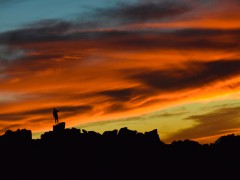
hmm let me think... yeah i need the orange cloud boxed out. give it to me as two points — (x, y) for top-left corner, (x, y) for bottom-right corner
(0, 0), (240, 142)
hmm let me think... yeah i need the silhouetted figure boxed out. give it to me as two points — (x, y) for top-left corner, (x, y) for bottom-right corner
(52, 108), (59, 124)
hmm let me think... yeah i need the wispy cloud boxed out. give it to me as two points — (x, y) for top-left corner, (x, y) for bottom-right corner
(0, 45), (25, 61)
(0, 0), (240, 143)
(128, 59), (240, 92)
(94, 0), (191, 26)
(166, 106), (240, 143)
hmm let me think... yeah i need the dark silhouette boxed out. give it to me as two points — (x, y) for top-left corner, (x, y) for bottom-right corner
(1, 123), (240, 179)
(52, 108), (59, 124)
(53, 122), (65, 132)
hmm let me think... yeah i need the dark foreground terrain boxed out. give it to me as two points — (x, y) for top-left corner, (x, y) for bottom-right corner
(1, 122), (240, 179)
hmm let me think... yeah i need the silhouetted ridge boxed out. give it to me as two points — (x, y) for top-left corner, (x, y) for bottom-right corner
(41, 122), (80, 142)
(0, 128), (32, 143)
(102, 129), (118, 138)
(40, 123), (162, 147)
(1, 122), (240, 178)
(215, 133), (240, 145)
(53, 122), (65, 131)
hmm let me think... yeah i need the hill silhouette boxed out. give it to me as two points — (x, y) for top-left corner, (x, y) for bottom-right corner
(0, 122), (240, 179)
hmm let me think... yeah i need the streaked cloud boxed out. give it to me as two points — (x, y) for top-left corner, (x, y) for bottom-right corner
(94, 0), (191, 25)
(167, 106), (240, 144)
(0, 0), (240, 143)
(0, 45), (25, 61)
(128, 59), (240, 92)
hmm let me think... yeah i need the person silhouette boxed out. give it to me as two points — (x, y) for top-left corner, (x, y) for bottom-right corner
(52, 108), (59, 124)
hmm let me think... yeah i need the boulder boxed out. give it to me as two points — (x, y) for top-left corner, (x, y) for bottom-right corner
(53, 122), (65, 132)
(144, 129), (160, 144)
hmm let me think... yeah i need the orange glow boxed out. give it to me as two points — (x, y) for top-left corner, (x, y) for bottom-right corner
(1, 0), (240, 144)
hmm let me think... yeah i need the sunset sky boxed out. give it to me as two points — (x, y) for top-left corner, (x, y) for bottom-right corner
(0, 0), (240, 144)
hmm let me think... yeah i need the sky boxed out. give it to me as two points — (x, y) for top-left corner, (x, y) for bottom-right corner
(0, 0), (240, 144)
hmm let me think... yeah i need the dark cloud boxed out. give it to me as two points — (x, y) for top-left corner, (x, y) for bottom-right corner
(98, 87), (142, 102)
(58, 105), (92, 112)
(94, 87), (156, 113)
(12, 54), (63, 69)
(0, 2), (239, 52)
(105, 103), (128, 113)
(0, 105), (93, 122)
(1, 27), (239, 80)
(0, 45), (25, 61)
(19, 54), (63, 61)
(97, 0), (190, 24)
(0, 19), (72, 44)
(1, 53), (65, 76)
(150, 112), (186, 118)
(128, 59), (240, 92)
(166, 106), (240, 142)
(0, 0), (239, 52)
(0, 114), (25, 121)
(60, 105), (93, 117)
(102, 29), (240, 51)
(1, 27), (239, 52)
(226, 82), (240, 89)
(28, 118), (52, 123)
(68, 0), (192, 30)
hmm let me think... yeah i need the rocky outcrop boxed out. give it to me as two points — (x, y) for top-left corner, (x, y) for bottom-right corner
(1, 123), (240, 178)
(53, 122), (65, 132)
(1, 129), (32, 143)
(144, 129), (160, 144)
